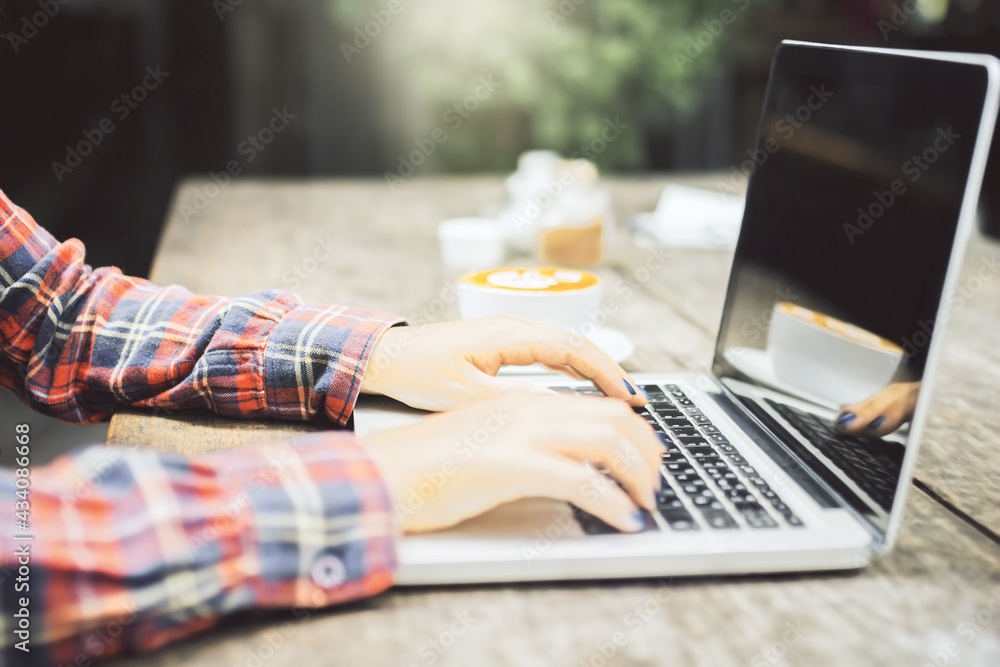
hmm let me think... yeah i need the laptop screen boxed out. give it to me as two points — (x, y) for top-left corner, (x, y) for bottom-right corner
(711, 43), (993, 534)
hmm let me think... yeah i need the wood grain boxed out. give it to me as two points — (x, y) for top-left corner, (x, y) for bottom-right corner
(105, 176), (1000, 666)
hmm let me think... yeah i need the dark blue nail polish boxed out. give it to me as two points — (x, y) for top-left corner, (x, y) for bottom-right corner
(631, 509), (647, 528)
(836, 412), (857, 427)
(623, 379), (637, 396)
(868, 416), (885, 430)
(639, 387), (651, 402)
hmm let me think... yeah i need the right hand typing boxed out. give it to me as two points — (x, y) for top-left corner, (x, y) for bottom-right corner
(361, 394), (662, 534)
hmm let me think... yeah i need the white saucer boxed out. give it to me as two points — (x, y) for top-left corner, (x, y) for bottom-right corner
(498, 327), (635, 376)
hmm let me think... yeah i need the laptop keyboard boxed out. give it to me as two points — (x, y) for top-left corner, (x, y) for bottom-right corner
(570, 384), (803, 535)
(765, 400), (903, 511)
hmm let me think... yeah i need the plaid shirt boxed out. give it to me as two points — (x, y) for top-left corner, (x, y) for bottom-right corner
(0, 190), (403, 663)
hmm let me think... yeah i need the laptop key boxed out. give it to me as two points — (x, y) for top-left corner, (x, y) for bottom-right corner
(740, 509), (778, 529)
(688, 449), (718, 460)
(701, 509), (739, 529)
(659, 508), (699, 530)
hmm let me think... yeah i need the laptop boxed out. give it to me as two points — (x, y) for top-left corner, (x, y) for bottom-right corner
(354, 40), (1000, 584)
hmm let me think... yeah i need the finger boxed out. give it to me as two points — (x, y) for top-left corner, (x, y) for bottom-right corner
(496, 323), (647, 407)
(613, 409), (667, 480)
(838, 386), (910, 436)
(863, 398), (912, 437)
(571, 399), (665, 490)
(535, 422), (658, 511)
(530, 453), (649, 533)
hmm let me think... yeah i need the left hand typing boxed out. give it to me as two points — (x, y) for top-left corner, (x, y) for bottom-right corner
(360, 316), (647, 412)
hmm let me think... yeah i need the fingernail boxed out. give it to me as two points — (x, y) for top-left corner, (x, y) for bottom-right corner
(622, 379), (637, 396)
(630, 509), (647, 531)
(867, 416), (885, 430)
(836, 412), (856, 427)
(639, 386), (651, 402)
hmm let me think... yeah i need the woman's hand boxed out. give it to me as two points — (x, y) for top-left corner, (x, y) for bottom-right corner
(361, 394), (662, 534)
(360, 317), (647, 412)
(836, 381), (921, 437)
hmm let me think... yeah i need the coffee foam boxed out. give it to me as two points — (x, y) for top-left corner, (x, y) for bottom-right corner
(461, 267), (600, 293)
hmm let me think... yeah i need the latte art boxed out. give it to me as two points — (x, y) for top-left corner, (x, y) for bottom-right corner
(462, 267), (600, 293)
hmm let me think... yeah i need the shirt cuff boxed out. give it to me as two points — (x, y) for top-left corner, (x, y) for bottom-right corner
(262, 303), (405, 426)
(225, 433), (399, 612)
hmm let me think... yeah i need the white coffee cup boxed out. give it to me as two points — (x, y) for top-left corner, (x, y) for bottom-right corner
(767, 302), (903, 406)
(457, 267), (602, 332)
(437, 217), (506, 271)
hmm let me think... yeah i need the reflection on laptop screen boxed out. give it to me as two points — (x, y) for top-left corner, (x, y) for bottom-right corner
(711, 44), (991, 532)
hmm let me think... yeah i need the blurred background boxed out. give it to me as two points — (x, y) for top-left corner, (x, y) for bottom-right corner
(2, 0), (1000, 458)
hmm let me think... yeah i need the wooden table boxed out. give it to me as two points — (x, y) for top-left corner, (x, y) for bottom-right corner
(108, 177), (1000, 667)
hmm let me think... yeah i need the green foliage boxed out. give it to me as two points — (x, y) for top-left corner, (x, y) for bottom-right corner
(329, 0), (769, 172)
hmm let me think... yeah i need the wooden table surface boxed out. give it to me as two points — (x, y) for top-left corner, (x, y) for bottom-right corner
(108, 177), (1000, 667)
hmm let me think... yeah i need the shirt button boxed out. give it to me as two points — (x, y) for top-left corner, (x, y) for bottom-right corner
(310, 553), (347, 590)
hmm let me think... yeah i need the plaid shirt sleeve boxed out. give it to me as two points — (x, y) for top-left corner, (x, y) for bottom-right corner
(0, 189), (405, 425)
(0, 433), (398, 664)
